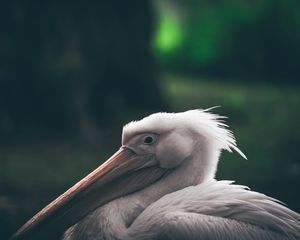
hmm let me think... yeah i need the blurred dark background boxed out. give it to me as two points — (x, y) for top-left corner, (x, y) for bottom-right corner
(1, 0), (299, 239)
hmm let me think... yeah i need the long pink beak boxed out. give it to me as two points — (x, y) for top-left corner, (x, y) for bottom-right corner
(11, 147), (168, 239)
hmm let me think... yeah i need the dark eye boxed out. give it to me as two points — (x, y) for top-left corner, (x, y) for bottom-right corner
(143, 136), (154, 144)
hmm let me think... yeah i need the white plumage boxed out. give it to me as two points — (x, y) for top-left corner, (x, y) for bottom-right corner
(63, 109), (300, 240)
(12, 109), (300, 240)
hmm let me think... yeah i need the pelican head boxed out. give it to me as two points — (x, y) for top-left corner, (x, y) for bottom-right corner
(123, 109), (245, 179)
(12, 109), (245, 239)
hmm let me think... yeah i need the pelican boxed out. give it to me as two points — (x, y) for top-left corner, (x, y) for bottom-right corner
(12, 109), (300, 240)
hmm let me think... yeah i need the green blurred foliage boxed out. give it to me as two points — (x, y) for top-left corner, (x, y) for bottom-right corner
(155, 0), (300, 81)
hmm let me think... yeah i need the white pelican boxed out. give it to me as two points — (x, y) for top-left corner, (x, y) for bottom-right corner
(12, 109), (300, 240)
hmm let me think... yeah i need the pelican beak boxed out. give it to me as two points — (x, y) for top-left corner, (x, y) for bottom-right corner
(11, 146), (168, 240)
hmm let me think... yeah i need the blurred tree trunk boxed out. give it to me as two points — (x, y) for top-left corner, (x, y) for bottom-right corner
(0, 1), (165, 142)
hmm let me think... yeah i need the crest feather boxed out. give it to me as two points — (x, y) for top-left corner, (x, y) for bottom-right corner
(123, 108), (246, 160)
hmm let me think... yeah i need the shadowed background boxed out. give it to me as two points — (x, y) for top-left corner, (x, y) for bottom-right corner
(0, 0), (299, 239)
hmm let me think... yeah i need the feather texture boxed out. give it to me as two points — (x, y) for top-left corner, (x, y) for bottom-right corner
(127, 181), (300, 240)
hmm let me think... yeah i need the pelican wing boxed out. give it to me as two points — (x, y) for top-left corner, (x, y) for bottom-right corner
(127, 181), (300, 240)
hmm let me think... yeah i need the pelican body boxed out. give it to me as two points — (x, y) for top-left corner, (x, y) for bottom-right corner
(12, 109), (300, 240)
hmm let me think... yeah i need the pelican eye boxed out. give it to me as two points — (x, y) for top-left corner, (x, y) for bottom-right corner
(143, 135), (155, 144)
